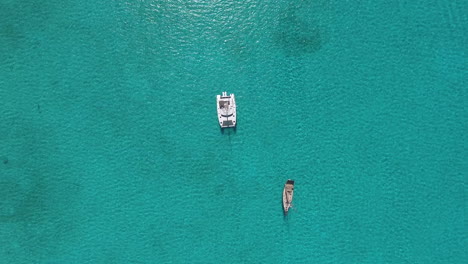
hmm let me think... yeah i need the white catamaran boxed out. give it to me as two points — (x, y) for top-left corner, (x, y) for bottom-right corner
(216, 92), (236, 128)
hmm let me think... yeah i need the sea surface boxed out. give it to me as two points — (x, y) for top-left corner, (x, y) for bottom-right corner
(0, 0), (466, 263)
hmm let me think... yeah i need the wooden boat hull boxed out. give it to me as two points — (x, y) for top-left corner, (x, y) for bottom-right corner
(282, 179), (294, 214)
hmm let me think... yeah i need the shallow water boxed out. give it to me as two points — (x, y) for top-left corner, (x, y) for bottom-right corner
(0, 0), (466, 263)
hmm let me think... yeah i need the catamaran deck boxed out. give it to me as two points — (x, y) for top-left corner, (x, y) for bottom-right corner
(217, 92), (236, 128)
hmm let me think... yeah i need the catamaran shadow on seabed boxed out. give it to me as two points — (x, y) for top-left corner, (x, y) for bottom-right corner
(220, 126), (236, 134)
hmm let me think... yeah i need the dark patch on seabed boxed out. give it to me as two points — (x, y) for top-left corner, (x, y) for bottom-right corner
(274, 4), (324, 56)
(0, 116), (81, 260)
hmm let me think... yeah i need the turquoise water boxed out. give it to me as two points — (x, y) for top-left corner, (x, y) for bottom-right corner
(0, 0), (466, 263)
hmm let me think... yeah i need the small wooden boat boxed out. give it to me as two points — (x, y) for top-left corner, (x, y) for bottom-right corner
(282, 179), (294, 214)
